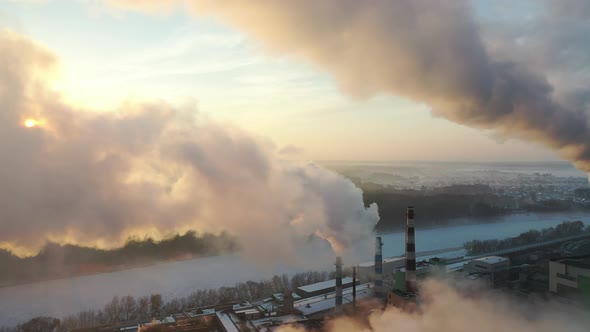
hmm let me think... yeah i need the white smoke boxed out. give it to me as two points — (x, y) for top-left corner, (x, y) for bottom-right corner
(279, 280), (590, 332)
(0, 30), (378, 266)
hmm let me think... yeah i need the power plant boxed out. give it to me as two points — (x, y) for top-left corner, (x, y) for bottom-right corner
(67, 205), (567, 331)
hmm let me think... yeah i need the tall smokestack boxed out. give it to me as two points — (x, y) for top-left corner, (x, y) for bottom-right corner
(405, 206), (417, 293)
(352, 265), (357, 310)
(335, 256), (343, 312)
(375, 236), (384, 300)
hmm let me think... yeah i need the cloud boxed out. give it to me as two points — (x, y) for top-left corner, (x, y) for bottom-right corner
(279, 279), (590, 332)
(106, 0), (590, 173)
(0, 30), (378, 266)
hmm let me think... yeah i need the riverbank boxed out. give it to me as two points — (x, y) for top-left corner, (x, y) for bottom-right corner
(377, 211), (590, 235)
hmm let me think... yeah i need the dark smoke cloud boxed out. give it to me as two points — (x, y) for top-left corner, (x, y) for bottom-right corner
(109, 0), (590, 172)
(547, 0), (590, 19)
(0, 30), (378, 266)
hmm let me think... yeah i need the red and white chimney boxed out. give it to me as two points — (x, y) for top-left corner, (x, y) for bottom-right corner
(405, 206), (417, 293)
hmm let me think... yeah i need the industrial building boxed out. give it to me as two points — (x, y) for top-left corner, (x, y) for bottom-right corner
(357, 256), (406, 281)
(464, 256), (510, 274)
(393, 261), (434, 292)
(295, 277), (354, 298)
(71, 206), (549, 332)
(549, 254), (590, 305)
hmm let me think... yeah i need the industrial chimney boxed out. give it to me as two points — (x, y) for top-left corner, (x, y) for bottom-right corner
(335, 256), (343, 313)
(283, 291), (294, 314)
(375, 236), (384, 300)
(352, 266), (357, 310)
(405, 206), (417, 293)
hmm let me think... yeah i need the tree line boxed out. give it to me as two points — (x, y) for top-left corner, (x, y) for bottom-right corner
(0, 270), (334, 332)
(463, 220), (590, 255)
(0, 231), (237, 286)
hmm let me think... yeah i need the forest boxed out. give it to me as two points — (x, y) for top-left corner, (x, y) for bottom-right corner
(463, 220), (590, 255)
(363, 184), (509, 231)
(0, 231), (237, 286)
(362, 183), (586, 232)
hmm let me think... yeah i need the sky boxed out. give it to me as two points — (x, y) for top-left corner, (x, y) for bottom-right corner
(0, 0), (565, 162)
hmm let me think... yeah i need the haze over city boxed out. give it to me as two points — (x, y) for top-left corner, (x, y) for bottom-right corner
(1, 1), (590, 331)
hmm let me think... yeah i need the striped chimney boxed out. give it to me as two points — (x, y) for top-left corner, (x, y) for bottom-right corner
(405, 206), (417, 293)
(374, 236), (384, 299)
(352, 266), (357, 309)
(335, 256), (343, 312)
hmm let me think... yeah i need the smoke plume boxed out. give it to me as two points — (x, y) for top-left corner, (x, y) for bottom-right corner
(279, 280), (590, 332)
(109, 0), (590, 172)
(0, 30), (378, 266)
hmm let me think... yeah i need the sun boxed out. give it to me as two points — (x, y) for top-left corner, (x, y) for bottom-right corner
(24, 119), (38, 128)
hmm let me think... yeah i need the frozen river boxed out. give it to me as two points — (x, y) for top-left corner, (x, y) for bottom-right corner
(1, 212), (590, 326)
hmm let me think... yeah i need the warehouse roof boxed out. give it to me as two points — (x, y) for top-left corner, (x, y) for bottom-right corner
(297, 277), (353, 294)
(473, 256), (509, 264)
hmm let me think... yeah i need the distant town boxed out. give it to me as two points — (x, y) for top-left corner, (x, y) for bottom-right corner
(328, 162), (590, 231)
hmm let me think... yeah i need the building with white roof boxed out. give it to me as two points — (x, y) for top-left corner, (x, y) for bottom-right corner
(295, 277), (354, 298)
(464, 256), (510, 274)
(358, 257), (406, 281)
(293, 283), (373, 317)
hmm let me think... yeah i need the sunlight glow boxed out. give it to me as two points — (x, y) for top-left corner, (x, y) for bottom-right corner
(24, 118), (39, 128)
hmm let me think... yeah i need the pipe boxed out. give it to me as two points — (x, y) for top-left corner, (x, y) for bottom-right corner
(352, 266), (357, 310)
(405, 206), (417, 293)
(375, 236), (383, 300)
(335, 256), (343, 312)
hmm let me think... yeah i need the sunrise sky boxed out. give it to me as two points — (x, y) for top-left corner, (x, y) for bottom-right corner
(0, 0), (565, 162)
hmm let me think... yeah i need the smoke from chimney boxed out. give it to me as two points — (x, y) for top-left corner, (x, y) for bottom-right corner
(0, 30), (379, 266)
(276, 279), (590, 332)
(108, 0), (590, 173)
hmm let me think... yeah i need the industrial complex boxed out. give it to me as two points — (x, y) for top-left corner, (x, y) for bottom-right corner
(70, 207), (590, 332)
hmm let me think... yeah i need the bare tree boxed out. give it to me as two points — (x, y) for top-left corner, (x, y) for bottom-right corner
(149, 294), (163, 318)
(120, 295), (137, 321)
(77, 310), (98, 327)
(163, 298), (182, 315)
(103, 296), (120, 323)
(138, 296), (150, 319)
(14, 316), (60, 332)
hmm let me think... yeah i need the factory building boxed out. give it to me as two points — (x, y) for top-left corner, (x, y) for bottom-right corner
(465, 256), (510, 274)
(294, 283), (373, 318)
(295, 277), (355, 298)
(70, 207), (451, 331)
(357, 256), (406, 281)
(549, 255), (590, 305)
(393, 261), (433, 292)
(464, 256), (510, 285)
